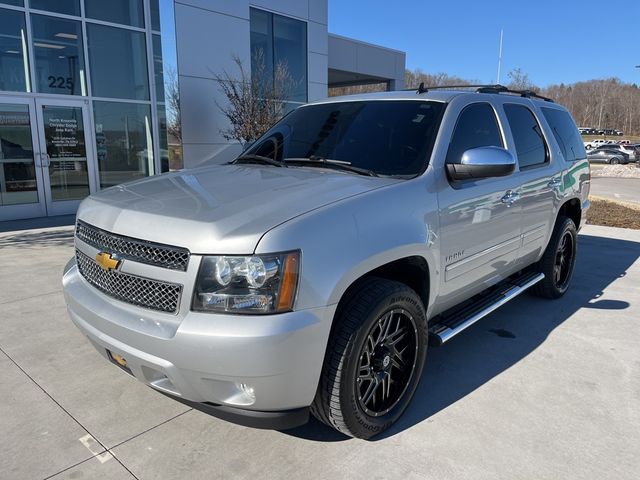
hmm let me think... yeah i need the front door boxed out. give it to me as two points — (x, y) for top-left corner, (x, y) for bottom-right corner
(0, 97), (47, 221)
(34, 98), (97, 216)
(436, 101), (523, 311)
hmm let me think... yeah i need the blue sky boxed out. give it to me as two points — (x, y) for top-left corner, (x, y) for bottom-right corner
(328, 0), (640, 87)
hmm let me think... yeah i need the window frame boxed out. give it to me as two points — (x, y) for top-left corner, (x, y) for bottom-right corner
(86, 22), (150, 101)
(503, 102), (550, 171)
(540, 106), (587, 163)
(29, 13), (87, 96)
(249, 7), (308, 105)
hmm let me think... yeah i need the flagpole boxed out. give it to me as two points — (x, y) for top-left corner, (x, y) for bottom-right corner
(496, 29), (504, 84)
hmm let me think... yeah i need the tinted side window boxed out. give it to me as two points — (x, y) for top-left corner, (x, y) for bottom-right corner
(504, 104), (547, 168)
(446, 103), (503, 164)
(541, 107), (587, 162)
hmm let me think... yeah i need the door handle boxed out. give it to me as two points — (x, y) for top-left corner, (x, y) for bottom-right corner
(39, 152), (50, 168)
(547, 178), (562, 189)
(501, 190), (520, 206)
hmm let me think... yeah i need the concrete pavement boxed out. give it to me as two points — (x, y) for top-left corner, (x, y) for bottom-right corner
(590, 176), (640, 205)
(0, 224), (639, 479)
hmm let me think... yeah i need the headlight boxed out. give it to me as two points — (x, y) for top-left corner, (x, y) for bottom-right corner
(192, 251), (300, 314)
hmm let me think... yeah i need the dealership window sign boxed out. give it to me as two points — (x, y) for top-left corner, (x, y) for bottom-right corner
(43, 109), (85, 159)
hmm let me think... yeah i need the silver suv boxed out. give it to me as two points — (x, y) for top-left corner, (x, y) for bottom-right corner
(63, 85), (590, 439)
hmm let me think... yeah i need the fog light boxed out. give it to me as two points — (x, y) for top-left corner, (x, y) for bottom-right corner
(239, 383), (255, 401)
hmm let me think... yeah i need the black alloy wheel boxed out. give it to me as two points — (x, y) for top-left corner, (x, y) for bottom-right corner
(532, 216), (578, 299)
(552, 230), (575, 291)
(311, 278), (428, 439)
(356, 309), (418, 417)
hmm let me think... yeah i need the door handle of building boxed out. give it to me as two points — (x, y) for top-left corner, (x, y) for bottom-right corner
(39, 152), (50, 168)
(548, 178), (562, 189)
(501, 190), (520, 205)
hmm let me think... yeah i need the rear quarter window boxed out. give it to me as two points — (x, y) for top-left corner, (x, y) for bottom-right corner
(541, 108), (587, 162)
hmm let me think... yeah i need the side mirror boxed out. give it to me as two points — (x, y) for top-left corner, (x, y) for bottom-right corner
(447, 146), (516, 181)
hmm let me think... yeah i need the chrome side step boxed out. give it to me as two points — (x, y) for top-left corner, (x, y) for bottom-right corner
(429, 271), (545, 346)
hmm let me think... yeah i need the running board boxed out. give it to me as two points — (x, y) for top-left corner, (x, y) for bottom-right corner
(429, 271), (545, 346)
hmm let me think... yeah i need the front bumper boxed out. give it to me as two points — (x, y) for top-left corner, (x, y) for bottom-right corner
(63, 259), (335, 429)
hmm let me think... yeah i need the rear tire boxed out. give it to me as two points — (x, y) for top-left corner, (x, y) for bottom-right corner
(532, 216), (577, 299)
(311, 277), (428, 439)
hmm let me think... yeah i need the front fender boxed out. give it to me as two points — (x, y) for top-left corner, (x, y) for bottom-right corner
(255, 180), (441, 316)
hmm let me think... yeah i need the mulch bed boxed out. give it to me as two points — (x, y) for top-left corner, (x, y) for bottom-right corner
(587, 198), (640, 229)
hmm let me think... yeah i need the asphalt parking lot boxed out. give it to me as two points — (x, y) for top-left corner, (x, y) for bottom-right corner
(1, 223), (639, 480)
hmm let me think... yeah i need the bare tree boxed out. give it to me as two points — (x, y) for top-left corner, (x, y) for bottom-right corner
(329, 82), (388, 97)
(405, 69), (478, 89)
(215, 50), (295, 145)
(402, 67), (640, 135)
(507, 67), (537, 91)
(165, 67), (182, 143)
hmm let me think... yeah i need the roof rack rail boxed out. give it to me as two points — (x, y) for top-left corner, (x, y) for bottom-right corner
(413, 83), (554, 102)
(475, 84), (554, 102)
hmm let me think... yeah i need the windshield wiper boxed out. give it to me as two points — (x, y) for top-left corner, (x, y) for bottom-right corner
(284, 156), (378, 177)
(233, 154), (287, 168)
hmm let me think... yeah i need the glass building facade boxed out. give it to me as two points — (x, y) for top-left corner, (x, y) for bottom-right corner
(0, 0), (179, 220)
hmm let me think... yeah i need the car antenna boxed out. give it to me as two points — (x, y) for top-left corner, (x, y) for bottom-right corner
(417, 82), (428, 94)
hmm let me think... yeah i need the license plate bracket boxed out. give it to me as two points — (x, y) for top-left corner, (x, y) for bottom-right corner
(107, 350), (133, 375)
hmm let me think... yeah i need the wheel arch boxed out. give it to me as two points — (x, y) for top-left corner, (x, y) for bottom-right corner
(333, 255), (432, 320)
(557, 197), (582, 229)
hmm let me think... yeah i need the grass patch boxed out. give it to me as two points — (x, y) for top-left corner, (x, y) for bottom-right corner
(588, 198), (640, 229)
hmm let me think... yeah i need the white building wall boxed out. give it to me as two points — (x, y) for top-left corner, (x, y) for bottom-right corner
(175, 0), (329, 168)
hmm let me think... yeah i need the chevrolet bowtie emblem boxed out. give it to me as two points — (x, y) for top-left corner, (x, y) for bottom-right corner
(95, 252), (121, 272)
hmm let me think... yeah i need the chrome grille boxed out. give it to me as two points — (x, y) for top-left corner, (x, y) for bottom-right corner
(75, 221), (190, 271)
(75, 250), (182, 313)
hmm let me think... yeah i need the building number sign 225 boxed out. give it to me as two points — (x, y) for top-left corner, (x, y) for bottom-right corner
(48, 76), (74, 91)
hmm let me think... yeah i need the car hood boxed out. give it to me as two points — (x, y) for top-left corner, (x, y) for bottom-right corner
(77, 164), (399, 254)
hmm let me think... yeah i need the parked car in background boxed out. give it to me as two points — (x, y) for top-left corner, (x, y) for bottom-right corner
(621, 143), (640, 161)
(587, 146), (630, 164)
(602, 143), (638, 161)
(584, 139), (607, 150)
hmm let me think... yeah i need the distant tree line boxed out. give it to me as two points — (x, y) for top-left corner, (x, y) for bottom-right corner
(330, 68), (640, 136)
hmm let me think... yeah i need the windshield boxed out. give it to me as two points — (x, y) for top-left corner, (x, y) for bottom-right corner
(243, 100), (445, 177)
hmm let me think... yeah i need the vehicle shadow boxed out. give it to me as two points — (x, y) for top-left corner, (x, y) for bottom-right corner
(283, 232), (639, 442)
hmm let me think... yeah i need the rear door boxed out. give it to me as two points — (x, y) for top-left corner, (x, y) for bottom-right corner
(501, 102), (560, 266)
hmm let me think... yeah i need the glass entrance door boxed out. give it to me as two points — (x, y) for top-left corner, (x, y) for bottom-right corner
(0, 98), (47, 221)
(34, 98), (97, 216)
(0, 96), (97, 221)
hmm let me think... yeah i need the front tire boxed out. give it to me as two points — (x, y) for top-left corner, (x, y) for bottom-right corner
(532, 216), (577, 299)
(311, 278), (428, 439)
